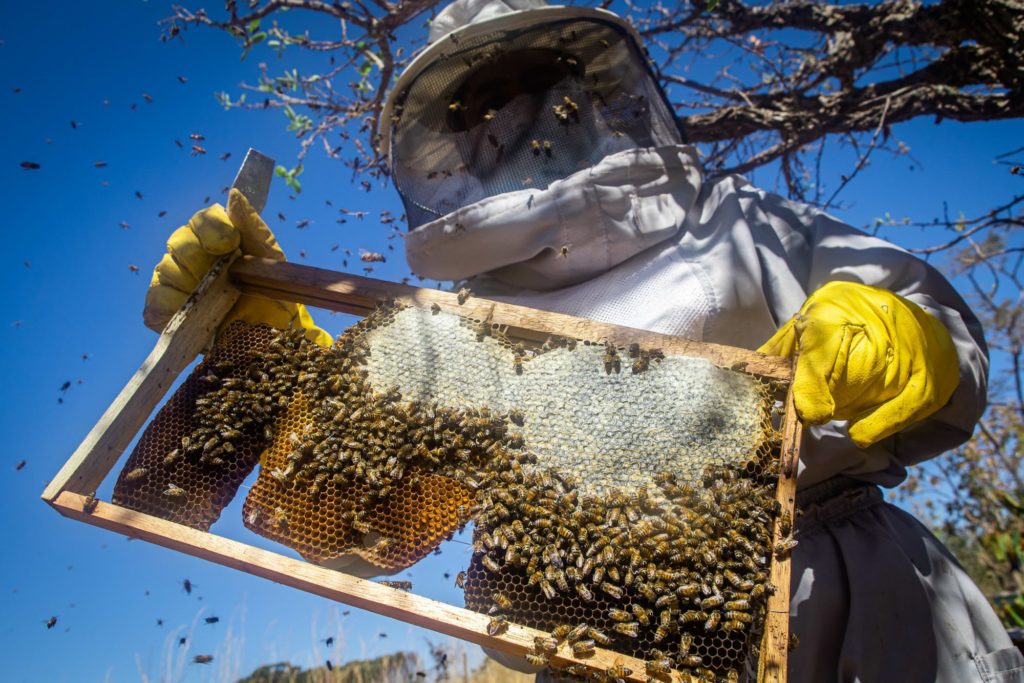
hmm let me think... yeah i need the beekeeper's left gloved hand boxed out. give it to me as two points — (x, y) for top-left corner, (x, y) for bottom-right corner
(758, 281), (960, 448)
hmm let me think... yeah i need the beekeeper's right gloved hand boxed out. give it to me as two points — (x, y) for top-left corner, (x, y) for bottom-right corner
(143, 188), (332, 347)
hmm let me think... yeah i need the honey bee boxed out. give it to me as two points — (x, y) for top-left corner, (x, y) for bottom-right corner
(567, 623), (590, 642)
(575, 583), (594, 602)
(652, 624), (670, 643)
(606, 664), (633, 680)
(487, 616), (509, 636)
(551, 624), (573, 640)
(82, 492), (98, 514)
(455, 571), (467, 589)
(165, 483), (188, 500)
(587, 627), (611, 645)
(559, 243), (571, 258)
(678, 655), (703, 668)
(540, 579), (557, 600)
(611, 622), (639, 638)
(677, 583), (700, 598)
(163, 449), (181, 467)
(655, 594), (678, 609)
(700, 595), (724, 609)
(645, 658), (672, 676)
(531, 139), (541, 155)
(378, 581), (413, 591)
(607, 608), (631, 622)
(724, 599), (749, 611)
(492, 592), (513, 610)
(723, 611), (752, 623)
(543, 140), (552, 157)
(774, 537), (798, 559)
(534, 635), (558, 655)
(779, 509), (793, 536)
(631, 604), (651, 626)
(680, 610), (705, 624)
(571, 639), (595, 657)
(562, 665), (590, 677)
(679, 633), (693, 655)
(124, 467), (147, 483)
(704, 611), (721, 631)
(193, 654), (214, 664)
(525, 653), (549, 666)
(513, 355), (524, 375)
(456, 287), (472, 305)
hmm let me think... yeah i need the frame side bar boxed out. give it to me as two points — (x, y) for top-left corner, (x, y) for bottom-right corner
(758, 362), (802, 683)
(231, 257), (792, 381)
(41, 255), (241, 502)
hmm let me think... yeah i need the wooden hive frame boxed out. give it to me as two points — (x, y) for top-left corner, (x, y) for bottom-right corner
(42, 153), (802, 683)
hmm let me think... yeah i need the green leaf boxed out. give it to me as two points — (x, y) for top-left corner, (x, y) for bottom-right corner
(275, 165), (288, 178)
(247, 18), (260, 33)
(707, 0), (719, 10)
(251, 31), (267, 45)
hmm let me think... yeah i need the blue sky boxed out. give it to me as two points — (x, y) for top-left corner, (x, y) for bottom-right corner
(1, 1), (1021, 682)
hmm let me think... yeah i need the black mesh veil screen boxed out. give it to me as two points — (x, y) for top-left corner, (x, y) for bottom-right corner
(389, 19), (683, 229)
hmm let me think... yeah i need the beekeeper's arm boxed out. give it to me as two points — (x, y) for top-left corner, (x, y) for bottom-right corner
(143, 189), (332, 347)
(748, 185), (987, 472)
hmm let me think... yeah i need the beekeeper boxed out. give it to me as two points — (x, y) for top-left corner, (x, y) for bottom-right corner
(143, 0), (1022, 679)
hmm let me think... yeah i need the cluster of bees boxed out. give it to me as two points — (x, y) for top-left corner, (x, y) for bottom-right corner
(466, 458), (777, 683)
(122, 299), (781, 682)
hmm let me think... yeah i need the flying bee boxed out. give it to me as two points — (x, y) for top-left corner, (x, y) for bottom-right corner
(655, 594), (678, 609)
(571, 639), (595, 657)
(487, 616), (509, 636)
(449, 100), (464, 112)
(611, 622), (639, 638)
(558, 243), (571, 258)
(165, 483), (187, 500)
(455, 571), (467, 589)
(543, 140), (552, 157)
(531, 139), (541, 155)
(124, 467), (147, 483)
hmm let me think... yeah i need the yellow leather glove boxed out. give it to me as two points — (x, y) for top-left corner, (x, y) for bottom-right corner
(758, 281), (959, 448)
(144, 188), (332, 348)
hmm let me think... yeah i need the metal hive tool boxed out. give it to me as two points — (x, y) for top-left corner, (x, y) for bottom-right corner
(113, 300), (782, 682)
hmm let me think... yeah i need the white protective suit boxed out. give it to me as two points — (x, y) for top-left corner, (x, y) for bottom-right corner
(405, 144), (1024, 682)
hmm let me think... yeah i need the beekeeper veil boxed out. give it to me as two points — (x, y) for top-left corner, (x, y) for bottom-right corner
(380, 0), (685, 230)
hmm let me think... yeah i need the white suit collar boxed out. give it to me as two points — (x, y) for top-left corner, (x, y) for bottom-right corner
(405, 144), (704, 290)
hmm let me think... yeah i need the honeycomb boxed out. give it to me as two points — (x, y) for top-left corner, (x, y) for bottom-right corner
(117, 299), (782, 681)
(112, 322), (281, 529)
